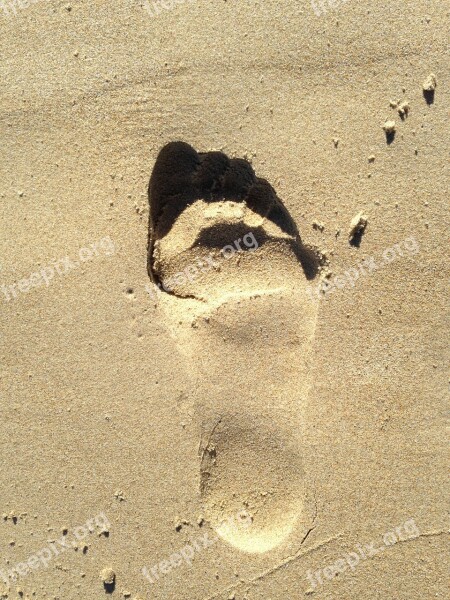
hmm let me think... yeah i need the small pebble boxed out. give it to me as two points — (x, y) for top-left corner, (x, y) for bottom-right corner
(348, 213), (368, 245)
(382, 120), (396, 134)
(422, 73), (437, 92)
(100, 567), (115, 585)
(312, 221), (325, 232)
(397, 101), (410, 117)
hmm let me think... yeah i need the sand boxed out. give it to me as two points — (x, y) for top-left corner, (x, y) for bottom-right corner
(0, 1), (448, 599)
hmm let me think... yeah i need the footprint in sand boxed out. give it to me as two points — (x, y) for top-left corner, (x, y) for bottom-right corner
(147, 142), (320, 554)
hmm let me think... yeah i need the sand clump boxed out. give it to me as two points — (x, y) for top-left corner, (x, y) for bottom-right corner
(422, 73), (437, 92)
(397, 101), (410, 118)
(382, 120), (396, 134)
(100, 567), (115, 585)
(348, 213), (368, 246)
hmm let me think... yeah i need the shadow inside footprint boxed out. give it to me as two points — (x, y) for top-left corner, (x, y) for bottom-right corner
(147, 142), (320, 287)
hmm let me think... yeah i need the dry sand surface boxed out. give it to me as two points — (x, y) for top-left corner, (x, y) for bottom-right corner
(0, 1), (449, 599)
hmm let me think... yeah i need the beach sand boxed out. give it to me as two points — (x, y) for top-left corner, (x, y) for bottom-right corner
(0, 1), (448, 598)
